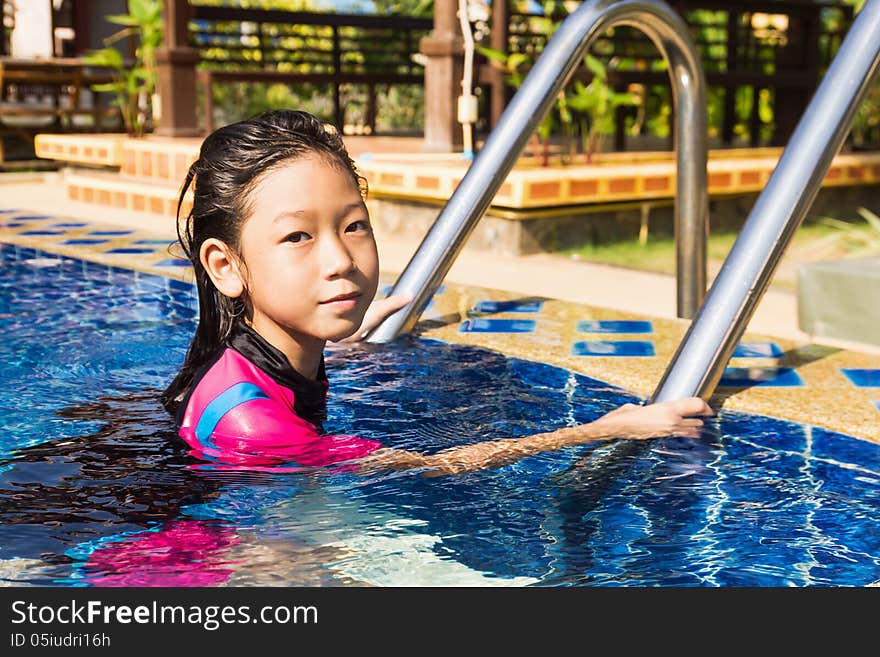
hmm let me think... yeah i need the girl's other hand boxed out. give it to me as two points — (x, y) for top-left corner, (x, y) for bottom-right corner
(590, 397), (714, 440)
(336, 293), (413, 343)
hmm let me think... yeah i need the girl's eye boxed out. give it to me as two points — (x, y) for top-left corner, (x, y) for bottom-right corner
(285, 231), (310, 243)
(345, 220), (370, 233)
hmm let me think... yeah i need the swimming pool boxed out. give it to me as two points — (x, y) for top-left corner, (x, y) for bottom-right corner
(2, 242), (879, 586)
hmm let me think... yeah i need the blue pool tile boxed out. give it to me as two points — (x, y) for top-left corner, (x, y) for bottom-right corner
(13, 215), (51, 220)
(3, 222), (25, 227)
(459, 318), (535, 333)
(720, 410), (807, 453)
(571, 340), (656, 357)
(576, 320), (653, 334)
(105, 247), (156, 255)
(167, 277), (195, 292)
(155, 258), (191, 268)
(88, 230), (133, 236)
(874, 401), (880, 414)
(21, 230), (66, 235)
(732, 342), (784, 358)
(719, 367), (804, 388)
(61, 238), (110, 245)
(0, 209), (21, 214)
(840, 369), (880, 388)
(380, 284), (445, 298)
(133, 239), (174, 246)
(811, 425), (880, 475)
(474, 300), (544, 313)
(51, 222), (88, 228)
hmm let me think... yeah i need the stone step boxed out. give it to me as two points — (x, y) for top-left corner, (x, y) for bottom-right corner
(35, 133), (200, 186)
(64, 170), (191, 218)
(121, 137), (200, 184)
(34, 133), (125, 167)
(358, 150), (880, 209)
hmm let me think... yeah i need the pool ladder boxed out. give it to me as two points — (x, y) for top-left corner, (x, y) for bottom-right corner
(370, 0), (880, 405)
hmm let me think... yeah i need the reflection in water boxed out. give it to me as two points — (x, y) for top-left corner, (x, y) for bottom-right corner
(0, 392), (225, 585)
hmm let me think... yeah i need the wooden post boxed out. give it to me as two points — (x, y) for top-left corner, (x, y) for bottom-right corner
(366, 83), (377, 133)
(488, 0), (509, 129)
(155, 0), (201, 137)
(332, 25), (343, 129)
(420, 0), (464, 151)
(772, 7), (822, 147)
(722, 10), (738, 146)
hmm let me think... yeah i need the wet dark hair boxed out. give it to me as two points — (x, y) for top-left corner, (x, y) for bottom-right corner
(161, 109), (364, 414)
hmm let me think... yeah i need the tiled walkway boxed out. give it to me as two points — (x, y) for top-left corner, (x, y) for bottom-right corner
(2, 206), (878, 444)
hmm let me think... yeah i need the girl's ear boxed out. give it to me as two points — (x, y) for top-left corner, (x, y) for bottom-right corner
(200, 238), (245, 298)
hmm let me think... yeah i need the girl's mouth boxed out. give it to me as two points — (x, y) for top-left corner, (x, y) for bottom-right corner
(320, 291), (361, 310)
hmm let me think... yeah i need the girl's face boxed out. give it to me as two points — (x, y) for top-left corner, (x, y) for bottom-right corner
(235, 155), (379, 349)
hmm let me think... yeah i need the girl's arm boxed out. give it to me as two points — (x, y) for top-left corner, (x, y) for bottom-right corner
(358, 397), (713, 476)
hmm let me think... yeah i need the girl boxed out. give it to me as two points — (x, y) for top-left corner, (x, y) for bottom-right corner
(161, 109), (712, 476)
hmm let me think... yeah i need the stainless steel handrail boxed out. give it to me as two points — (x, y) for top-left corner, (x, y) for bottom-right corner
(651, 0), (880, 403)
(368, 0), (708, 342)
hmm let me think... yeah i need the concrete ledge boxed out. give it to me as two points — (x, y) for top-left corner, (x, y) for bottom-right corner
(358, 149), (880, 209)
(34, 133), (125, 167)
(370, 184), (880, 256)
(65, 170), (191, 218)
(798, 257), (880, 346)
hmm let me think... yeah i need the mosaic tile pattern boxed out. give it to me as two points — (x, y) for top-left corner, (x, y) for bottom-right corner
(733, 342), (784, 358)
(62, 239), (109, 245)
(841, 369), (880, 388)
(106, 247), (156, 255)
(576, 319), (653, 334)
(572, 340), (656, 357)
(719, 367), (805, 388)
(473, 300), (544, 313)
(379, 284), (446, 298)
(459, 319), (536, 333)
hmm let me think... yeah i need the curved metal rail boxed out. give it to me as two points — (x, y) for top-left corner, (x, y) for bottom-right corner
(651, 0), (880, 403)
(368, 0), (708, 342)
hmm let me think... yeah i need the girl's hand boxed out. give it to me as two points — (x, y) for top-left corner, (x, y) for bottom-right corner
(590, 397), (714, 440)
(336, 293), (413, 343)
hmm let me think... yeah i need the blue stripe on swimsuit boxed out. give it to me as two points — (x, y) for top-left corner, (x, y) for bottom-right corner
(195, 382), (270, 447)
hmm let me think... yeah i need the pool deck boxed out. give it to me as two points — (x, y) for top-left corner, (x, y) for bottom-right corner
(1, 171), (879, 444)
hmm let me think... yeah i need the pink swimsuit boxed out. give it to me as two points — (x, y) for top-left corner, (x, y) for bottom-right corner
(176, 323), (381, 467)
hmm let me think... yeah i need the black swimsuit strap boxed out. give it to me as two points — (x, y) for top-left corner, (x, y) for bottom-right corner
(227, 321), (328, 429)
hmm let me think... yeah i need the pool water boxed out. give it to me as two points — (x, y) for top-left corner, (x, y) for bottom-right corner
(2, 242), (880, 587)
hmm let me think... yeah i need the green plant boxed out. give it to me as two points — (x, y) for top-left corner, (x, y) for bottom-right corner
(816, 207), (880, 258)
(477, 46), (556, 163)
(562, 55), (639, 163)
(478, 2), (639, 165)
(851, 80), (880, 149)
(83, 0), (163, 138)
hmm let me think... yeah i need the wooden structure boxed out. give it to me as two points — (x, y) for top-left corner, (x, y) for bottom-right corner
(153, 0), (857, 152)
(0, 57), (118, 162)
(479, 0), (855, 149)
(192, 7), (430, 133)
(157, 0), (431, 137)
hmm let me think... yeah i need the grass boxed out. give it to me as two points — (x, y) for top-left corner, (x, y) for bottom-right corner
(562, 218), (880, 292)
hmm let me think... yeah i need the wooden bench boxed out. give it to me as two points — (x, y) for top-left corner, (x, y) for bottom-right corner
(0, 57), (121, 161)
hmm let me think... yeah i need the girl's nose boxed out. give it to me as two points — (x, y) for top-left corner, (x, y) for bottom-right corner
(320, 236), (356, 279)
